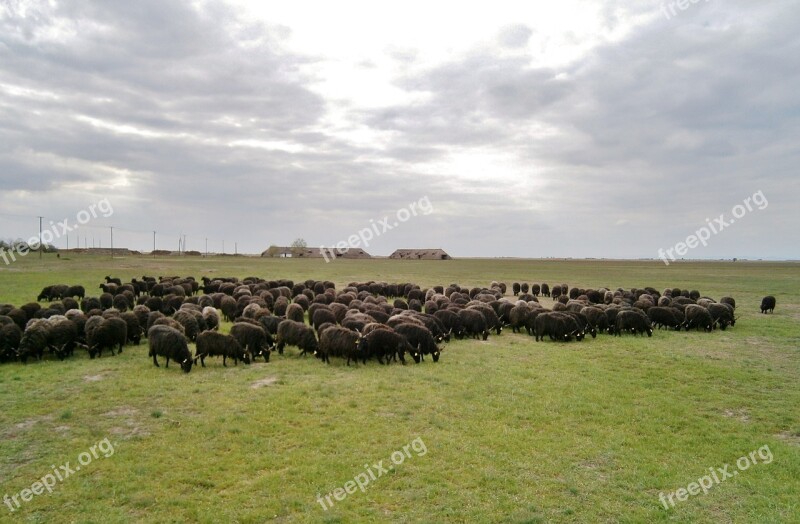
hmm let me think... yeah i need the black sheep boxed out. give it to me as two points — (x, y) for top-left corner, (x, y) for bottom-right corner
(646, 307), (682, 331)
(194, 331), (249, 367)
(47, 317), (78, 359)
(120, 311), (143, 344)
(18, 322), (49, 362)
(760, 296), (776, 314)
(614, 310), (653, 337)
(358, 328), (411, 364)
(708, 303), (735, 330)
(318, 325), (361, 364)
(0, 322), (22, 362)
(509, 305), (532, 334)
(285, 303), (305, 324)
(148, 325), (193, 372)
(512, 283), (521, 296)
(172, 310), (200, 342)
(230, 322), (272, 362)
(312, 308), (337, 332)
(458, 308), (489, 340)
(202, 306), (219, 331)
(433, 309), (465, 339)
(88, 317), (128, 357)
(394, 323), (440, 363)
(276, 320), (318, 356)
(533, 312), (578, 342)
(683, 305), (714, 332)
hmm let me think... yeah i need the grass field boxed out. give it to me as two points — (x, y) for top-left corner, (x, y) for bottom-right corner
(0, 254), (798, 523)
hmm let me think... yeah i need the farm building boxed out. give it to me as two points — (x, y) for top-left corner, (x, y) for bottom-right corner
(261, 246), (372, 259)
(388, 249), (452, 260)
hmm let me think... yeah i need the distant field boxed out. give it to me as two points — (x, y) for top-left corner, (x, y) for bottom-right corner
(0, 254), (798, 523)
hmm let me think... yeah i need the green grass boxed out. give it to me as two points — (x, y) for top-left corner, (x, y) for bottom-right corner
(0, 254), (798, 522)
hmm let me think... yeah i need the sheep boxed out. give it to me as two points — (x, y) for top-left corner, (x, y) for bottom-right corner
(285, 303), (305, 323)
(719, 296), (736, 310)
(20, 302), (42, 320)
(255, 314), (281, 337)
(509, 305), (532, 334)
(46, 317), (78, 359)
(458, 308), (489, 340)
(580, 306), (610, 334)
(18, 322), (49, 362)
(148, 325), (193, 372)
(561, 311), (594, 338)
(393, 323), (440, 363)
(614, 310), (653, 337)
(533, 312), (579, 342)
(646, 307), (682, 331)
(64, 285), (85, 299)
(433, 309), (465, 339)
(202, 306), (219, 331)
(357, 328), (411, 364)
(467, 304), (503, 335)
(275, 320), (318, 356)
(105, 276), (122, 286)
(760, 296), (776, 314)
(219, 295), (238, 322)
(318, 325), (361, 364)
(194, 331), (249, 367)
(541, 283), (550, 297)
(152, 316), (186, 336)
(708, 303), (735, 330)
(683, 304), (714, 332)
(88, 317), (128, 357)
(512, 283), (521, 296)
(120, 311), (143, 344)
(312, 308), (337, 332)
(172, 310), (200, 342)
(0, 322), (22, 362)
(229, 322), (272, 362)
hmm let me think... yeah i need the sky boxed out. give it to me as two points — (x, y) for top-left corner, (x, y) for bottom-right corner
(1, 0), (798, 259)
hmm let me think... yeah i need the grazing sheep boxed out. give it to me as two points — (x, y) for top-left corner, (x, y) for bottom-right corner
(719, 296), (736, 310)
(312, 308), (337, 332)
(760, 296), (776, 314)
(88, 317), (128, 357)
(512, 283), (521, 296)
(708, 303), (735, 330)
(458, 309), (489, 340)
(275, 320), (318, 356)
(318, 325), (361, 364)
(394, 323), (440, 363)
(509, 305), (532, 334)
(580, 307), (610, 334)
(18, 322), (50, 362)
(533, 312), (579, 342)
(646, 307), (682, 331)
(433, 309), (465, 339)
(148, 325), (193, 372)
(219, 295), (238, 322)
(683, 305), (714, 332)
(120, 311), (143, 344)
(285, 303), (305, 323)
(358, 328), (411, 364)
(230, 322), (272, 362)
(194, 331), (249, 367)
(0, 322), (22, 362)
(47, 317), (78, 359)
(614, 310), (653, 337)
(172, 310), (200, 342)
(202, 306), (220, 331)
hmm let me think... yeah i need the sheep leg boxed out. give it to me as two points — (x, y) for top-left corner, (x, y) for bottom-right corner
(152, 354), (159, 367)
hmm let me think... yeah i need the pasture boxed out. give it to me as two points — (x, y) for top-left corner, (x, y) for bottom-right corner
(0, 254), (798, 523)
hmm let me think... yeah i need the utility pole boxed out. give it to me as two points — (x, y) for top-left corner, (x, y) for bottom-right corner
(110, 226), (114, 259)
(235, 242), (237, 255)
(205, 237), (208, 257)
(222, 240), (225, 254)
(38, 216), (42, 259)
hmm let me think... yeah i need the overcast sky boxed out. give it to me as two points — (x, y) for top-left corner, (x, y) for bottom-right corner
(1, 0), (797, 259)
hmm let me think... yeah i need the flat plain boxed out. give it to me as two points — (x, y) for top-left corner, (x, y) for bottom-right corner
(0, 254), (798, 522)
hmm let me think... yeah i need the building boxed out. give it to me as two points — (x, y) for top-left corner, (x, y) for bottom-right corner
(388, 249), (452, 260)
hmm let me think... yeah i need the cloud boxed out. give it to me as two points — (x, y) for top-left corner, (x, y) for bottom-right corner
(0, 1), (797, 259)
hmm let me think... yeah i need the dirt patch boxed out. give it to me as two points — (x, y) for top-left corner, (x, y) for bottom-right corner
(103, 407), (139, 417)
(103, 407), (149, 439)
(722, 408), (750, 423)
(251, 376), (278, 389)
(14, 414), (54, 430)
(83, 374), (105, 382)
(776, 430), (800, 447)
(55, 425), (71, 432)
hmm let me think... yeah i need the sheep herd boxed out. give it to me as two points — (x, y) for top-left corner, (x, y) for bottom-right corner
(0, 275), (778, 372)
